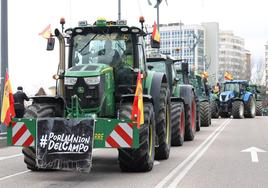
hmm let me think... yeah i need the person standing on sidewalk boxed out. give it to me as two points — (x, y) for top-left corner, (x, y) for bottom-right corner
(13, 86), (29, 118)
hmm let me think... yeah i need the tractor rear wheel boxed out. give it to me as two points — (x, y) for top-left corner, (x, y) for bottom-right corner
(155, 84), (171, 160)
(244, 96), (256, 118)
(211, 100), (219, 118)
(22, 103), (56, 171)
(171, 102), (185, 146)
(184, 91), (196, 141)
(200, 101), (211, 127)
(232, 101), (244, 119)
(256, 101), (263, 116)
(118, 102), (155, 172)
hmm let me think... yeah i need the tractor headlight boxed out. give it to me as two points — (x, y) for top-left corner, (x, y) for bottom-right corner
(64, 77), (77, 85)
(84, 76), (100, 85)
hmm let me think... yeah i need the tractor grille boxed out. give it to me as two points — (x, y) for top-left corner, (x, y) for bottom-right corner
(65, 76), (105, 109)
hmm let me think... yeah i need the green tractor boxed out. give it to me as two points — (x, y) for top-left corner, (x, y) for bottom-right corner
(8, 19), (172, 172)
(189, 74), (211, 127)
(146, 55), (197, 146)
(247, 84), (263, 116)
(174, 60), (201, 132)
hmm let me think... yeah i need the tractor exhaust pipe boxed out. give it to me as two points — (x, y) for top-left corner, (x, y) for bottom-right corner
(54, 28), (65, 96)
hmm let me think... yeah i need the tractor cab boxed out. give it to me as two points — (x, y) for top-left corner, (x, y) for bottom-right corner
(53, 19), (148, 117)
(221, 80), (248, 100)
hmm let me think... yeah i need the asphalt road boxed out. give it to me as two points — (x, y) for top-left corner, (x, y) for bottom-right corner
(0, 117), (267, 188)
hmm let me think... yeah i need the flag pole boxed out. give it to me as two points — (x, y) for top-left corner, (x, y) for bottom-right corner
(118, 0), (121, 20)
(0, 0), (8, 133)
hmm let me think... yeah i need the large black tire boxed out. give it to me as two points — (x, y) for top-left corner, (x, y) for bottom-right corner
(219, 111), (230, 118)
(22, 103), (56, 171)
(155, 84), (171, 160)
(200, 101), (211, 127)
(184, 91), (196, 141)
(256, 101), (263, 116)
(195, 96), (201, 132)
(232, 101), (244, 119)
(211, 100), (219, 118)
(244, 96), (256, 118)
(171, 102), (185, 146)
(118, 102), (155, 172)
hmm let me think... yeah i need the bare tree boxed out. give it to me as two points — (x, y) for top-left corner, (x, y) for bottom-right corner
(251, 58), (265, 85)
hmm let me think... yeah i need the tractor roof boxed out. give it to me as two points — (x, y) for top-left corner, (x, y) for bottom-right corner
(146, 54), (183, 64)
(65, 19), (146, 36)
(224, 80), (248, 84)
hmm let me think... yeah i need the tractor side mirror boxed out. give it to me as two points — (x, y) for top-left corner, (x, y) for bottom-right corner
(47, 37), (55, 51)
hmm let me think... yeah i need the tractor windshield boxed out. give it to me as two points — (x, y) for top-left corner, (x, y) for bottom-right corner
(146, 61), (166, 73)
(71, 33), (133, 68)
(223, 83), (240, 93)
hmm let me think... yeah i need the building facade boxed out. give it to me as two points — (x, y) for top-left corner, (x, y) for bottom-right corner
(147, 23), (205, 74)
(218, 31), (246, 81)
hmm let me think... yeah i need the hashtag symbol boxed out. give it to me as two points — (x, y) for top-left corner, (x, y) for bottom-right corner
(40, 135), (48, 148)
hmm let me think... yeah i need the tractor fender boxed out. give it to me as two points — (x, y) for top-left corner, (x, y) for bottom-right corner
(178, 84), (195, 107)
(170, 97), (185, 105)
(199, 98), (209, 103)
(147, 72), (168, 116)
(233, 98), (243, 102)
(243, 92), (253, 102)
(119, 94), (153, 104)
(30, 96), (65, 116)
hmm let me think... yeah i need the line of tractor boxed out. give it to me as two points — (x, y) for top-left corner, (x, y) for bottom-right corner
(6, 18), (263, 173)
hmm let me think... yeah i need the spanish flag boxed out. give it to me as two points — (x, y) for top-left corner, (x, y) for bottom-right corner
(224, 71), (233, 80)
(131, 71), (144, 128)
(1, 72), (15, 126)
(39, 24), (52, 39)
(152, 21), (160, 43)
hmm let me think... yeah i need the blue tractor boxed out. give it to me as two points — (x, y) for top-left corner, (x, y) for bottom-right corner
(217, 80), (256, 119)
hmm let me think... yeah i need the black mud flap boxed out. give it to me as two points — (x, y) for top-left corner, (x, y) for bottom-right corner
(36, 118), (95, 172)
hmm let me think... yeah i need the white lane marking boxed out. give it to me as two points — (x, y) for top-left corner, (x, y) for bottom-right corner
(155, 119), (232, 188)
(0, 153), (23, 161)
(154, 161), (160, 166)
(0, 170), (30, 181)
(0, 148), (102, 181)
(167, 119), (232, 188)
(0, 137), (6, 140)
(241, 147), (266, 163)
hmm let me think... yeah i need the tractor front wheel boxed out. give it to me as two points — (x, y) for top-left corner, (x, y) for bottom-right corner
(155, 84), (171, 160)
(232, 101), (244, 119)
(211, 100), (219, 118)
(244, 96), (256, 118)
(200, 101), (211, 127)
(184, 91), (196, 141)
(171, 102), (185, 146)
(118, 102), (155, 172)
(22, 103), (56, 171)
(256, 101), (263, 116)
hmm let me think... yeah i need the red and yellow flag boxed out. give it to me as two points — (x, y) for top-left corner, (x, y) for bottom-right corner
(152, 21), (160, 43)
(39, 24), (52, 39)
(131, 71), (144, 128)
(224, 71), (233, 80)
(1, 72), (15, 126)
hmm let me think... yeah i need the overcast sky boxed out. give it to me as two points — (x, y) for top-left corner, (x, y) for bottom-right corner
(7, 0), (268, 94)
